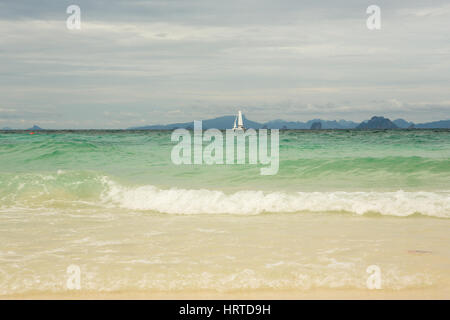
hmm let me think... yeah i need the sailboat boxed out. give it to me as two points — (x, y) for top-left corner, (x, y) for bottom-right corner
(232, 110), (245, 132)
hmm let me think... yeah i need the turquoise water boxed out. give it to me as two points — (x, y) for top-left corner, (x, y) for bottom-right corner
(0, 129), (449, 296)
(0, 130), (449, 217)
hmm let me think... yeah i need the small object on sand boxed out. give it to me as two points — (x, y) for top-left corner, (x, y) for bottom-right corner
(407, 250), (432, 254)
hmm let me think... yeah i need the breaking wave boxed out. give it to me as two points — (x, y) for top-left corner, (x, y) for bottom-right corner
(0, 172), (448, 217)
(102, 179), (450, 217)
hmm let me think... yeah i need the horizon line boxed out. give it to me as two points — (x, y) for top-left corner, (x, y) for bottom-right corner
(2, 115), (450, 130)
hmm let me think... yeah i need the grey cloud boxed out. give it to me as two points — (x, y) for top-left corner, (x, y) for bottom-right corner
(0, 0), (449, 128)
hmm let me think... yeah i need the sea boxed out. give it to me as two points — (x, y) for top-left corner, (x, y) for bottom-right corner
(0, 129), (449, 297)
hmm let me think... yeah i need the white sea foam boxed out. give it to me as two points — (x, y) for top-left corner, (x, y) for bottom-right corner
(101, 179), (450, 217)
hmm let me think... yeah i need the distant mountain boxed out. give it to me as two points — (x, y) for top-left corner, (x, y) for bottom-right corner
(310, 122), (322, 130)
(130, 117), (360, 130)
(415, 120), (450, 129)
(251, 119), (359, 129)
(129, 115), (450, 130)
(393, 119), (415, 128)
(1, 127), (12, 130)
(27, 125), (43, 130)
(129, 116), (263, 130)
(356, 116), (398, 129)
(264, 119), (308, 129)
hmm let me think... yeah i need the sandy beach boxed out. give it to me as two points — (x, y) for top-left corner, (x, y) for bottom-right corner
(3, 287), (449, 300)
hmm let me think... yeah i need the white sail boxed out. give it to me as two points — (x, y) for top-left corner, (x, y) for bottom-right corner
(232, 110), (245, 132)
(238, 111), (243, 127)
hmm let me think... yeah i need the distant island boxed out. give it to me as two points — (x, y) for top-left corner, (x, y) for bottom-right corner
(128, 116), (450, 130)
(27, 125), (44, 131)
(2, 117), (449, 131)
(1, 125), (44, 131)
(356, 116), (398, 130)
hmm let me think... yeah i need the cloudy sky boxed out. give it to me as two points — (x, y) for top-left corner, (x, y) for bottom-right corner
(0, 0), (449, 128)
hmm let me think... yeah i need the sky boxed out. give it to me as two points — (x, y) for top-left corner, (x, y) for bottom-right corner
(0, 0), (449, 129)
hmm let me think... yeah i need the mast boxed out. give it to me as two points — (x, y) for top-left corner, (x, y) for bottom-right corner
(238, 110), (243, 127)
(232, 110), (245, 131)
